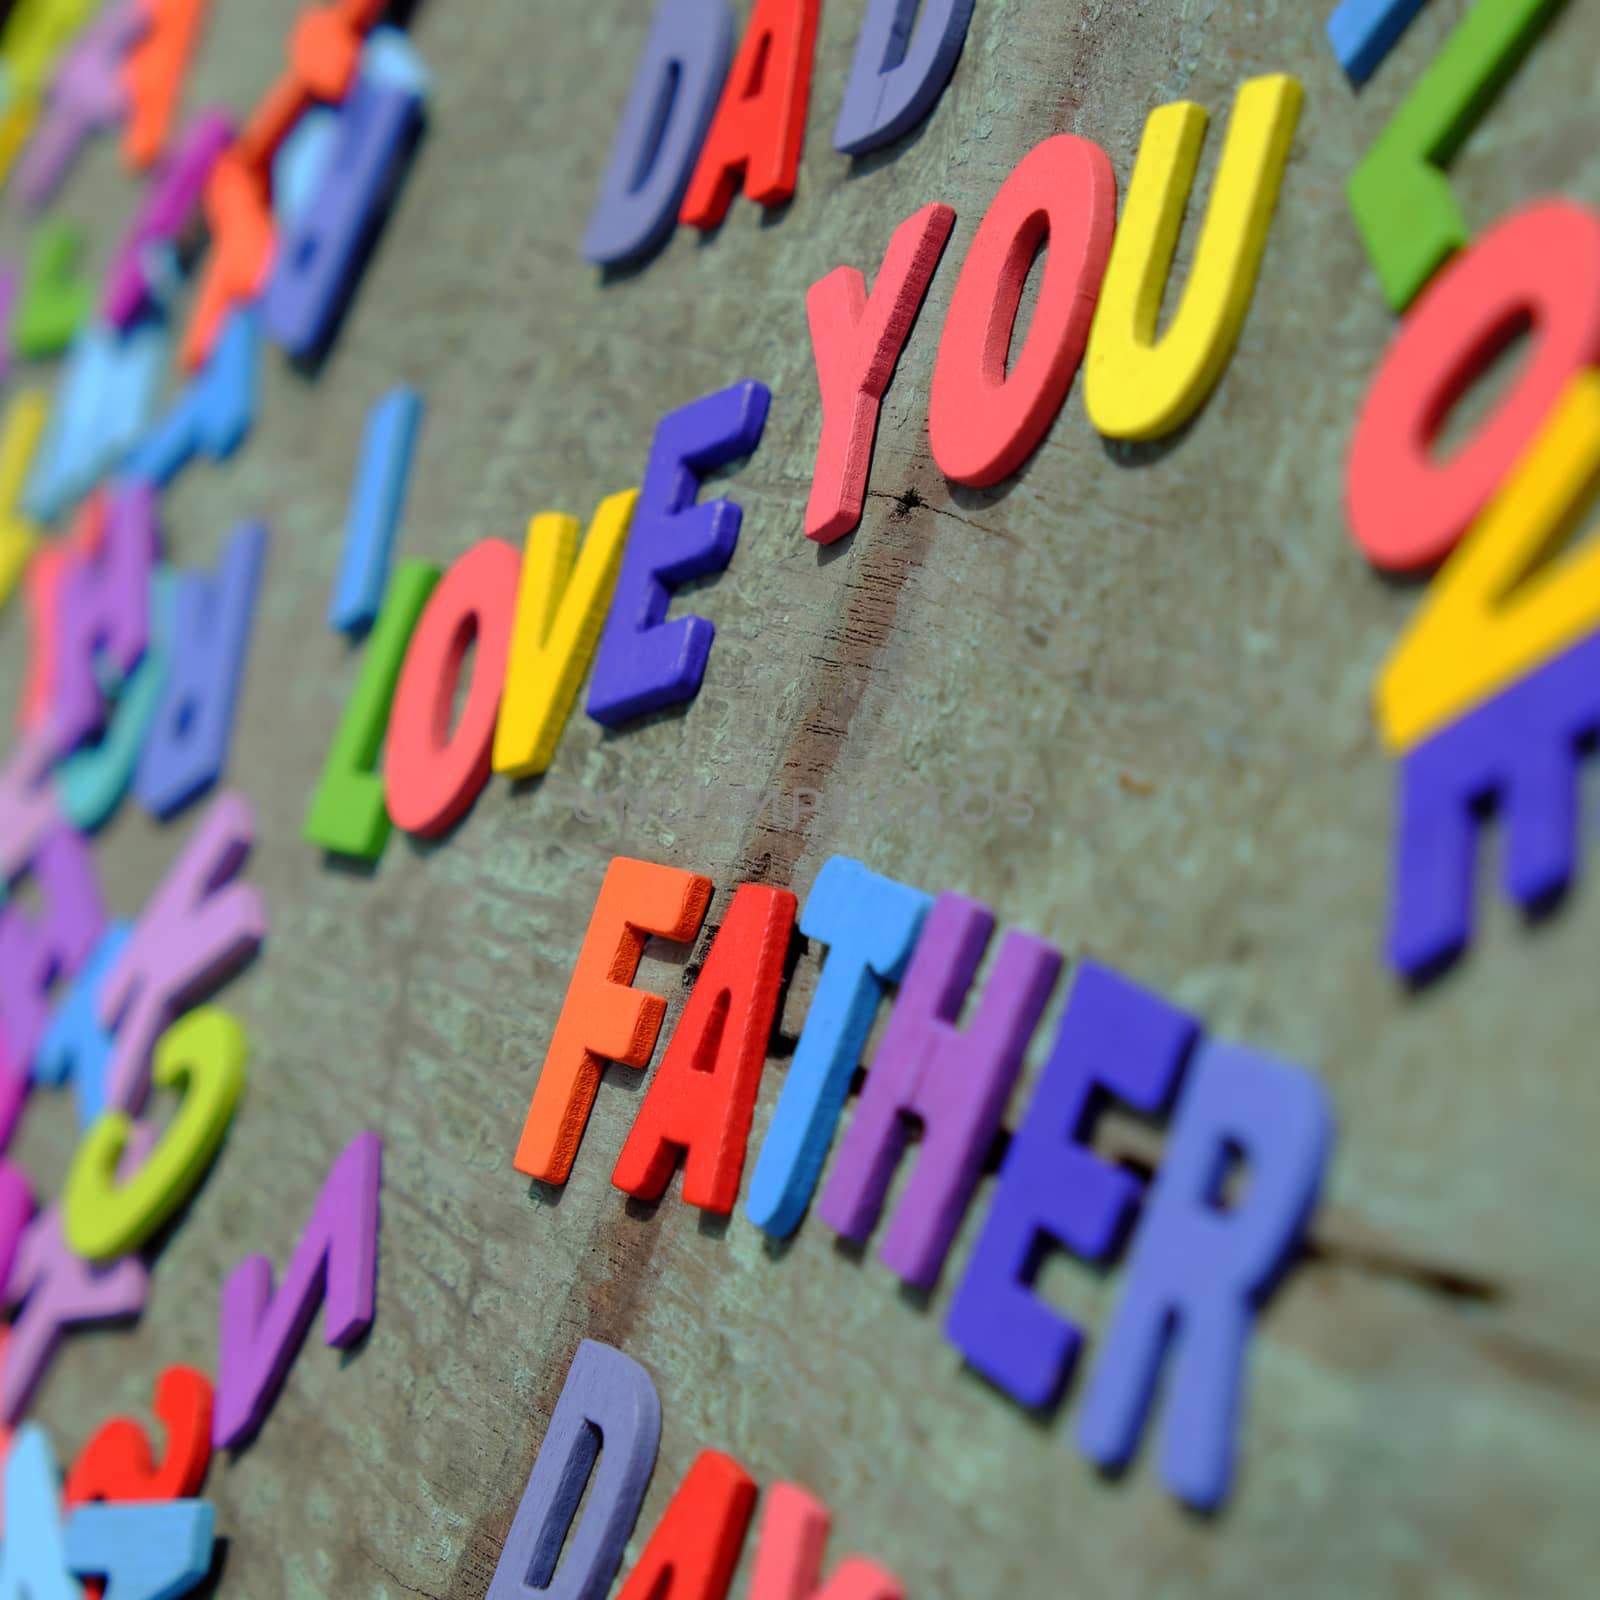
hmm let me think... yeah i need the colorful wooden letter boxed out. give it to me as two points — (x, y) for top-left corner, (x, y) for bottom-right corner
(16, 0), (145, 209)
(65, 1364), (214, 1504)
(135, 519), (267, 819)
(98, 792), (265, 1115)
(806, 203), (954, 544)
(304, 559), (439, 858)
(928, 135), (1115, 487)
(1074, 1041), (1332, 1510)
(946, 962), (1198, 1408)
(0, 1425), (78, 1600)
(3, 1205), (149, 1423)
(48, 482), (157, 755)
(1347, 201), (1600, 578)
(59, 573), (176, 835)
(17, 503), (92, 733)
(492, 491), (637, 778)
(746, 857), (930, 1239)
(65, 1499), (215, 1599)
(678, 0), (819, 229)
(64, 1006), (247, 1262)
(818, 892), (1060, 1289)
(1085, 76), (1302, 442)
(104, 110), (233, 327)
(212, 1129), (381, 1449)
(265, 71), (424, 360)
(587, 383), (770, 726)
(329, 387), (423, 633)
(24, 318), (168, 525)
(0, 823), (105, 1074)
(1327, 0), (1432, 84)
(748, 1483), (904, 1600)
(179, 150), (272, 372)
(581, 0), (734, 265)
(615, 1449), (756, 1600)
(13, 219), (92, 358)
(612, 883), (796, 1212)
(514, 857), (713, 1185)
(35, 923), (132, 1131)
(124, 305), (260, 488)
(832, 0), (973, 157)
(121, 0), (214, 168)
(1377, 373), (1600, 752)
(1386, 624), (1600, 980)
(488, 1340), (661, 1600)
(0, 730), (60, 887)
(1346, 0), (1562, 311)
(383, 538), (519, 836)
(0, 391), (50, 615)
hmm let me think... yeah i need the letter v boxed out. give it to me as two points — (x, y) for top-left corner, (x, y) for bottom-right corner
(212, 1129), (381, 1449)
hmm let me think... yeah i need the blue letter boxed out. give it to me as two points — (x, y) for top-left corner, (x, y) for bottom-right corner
(746, 856), (929, 1238)
(1074, 1041), (1334, 1510)
(136, 522), (268, 819)
(581, 0), (735, 265)
(587, 381), (769, 726)
(833, 0), (974, 156)
(328, 387), (424, 634)
(65, 1500), (215, 1600)
(946, 962), (1197, 1408)
(1327, 0), (1432, 85)
(266, 74), (424, 361)
(124, 308), (261, 490)
(488, 1340), (660, 1600)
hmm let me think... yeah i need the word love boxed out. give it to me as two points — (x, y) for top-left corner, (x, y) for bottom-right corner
(1332, 0), (1600, 978)
(510, 854), (1336, 1511)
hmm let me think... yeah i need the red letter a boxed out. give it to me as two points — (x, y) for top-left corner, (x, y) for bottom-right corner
(679, 0), (821, 230)
(617, 1449), (757, 1600)
(612, 884), (796, 1213)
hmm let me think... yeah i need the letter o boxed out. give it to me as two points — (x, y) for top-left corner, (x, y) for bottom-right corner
(929, 134), (1117, 488)
(385, 539), (520, 836)
(1347, 200), (1600, 574)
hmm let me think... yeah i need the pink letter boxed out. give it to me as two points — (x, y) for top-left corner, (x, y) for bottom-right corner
(0, 733), (61, 886)
(750, 1484), (903, 1600)
(0, 824), (105, 1073)
(97, 792), (264, 1115)
(805, 203), (954, 545)
(3, 1200), (149, 1424)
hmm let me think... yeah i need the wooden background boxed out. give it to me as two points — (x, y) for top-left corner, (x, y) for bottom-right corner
(0, 0), (1597, 1594)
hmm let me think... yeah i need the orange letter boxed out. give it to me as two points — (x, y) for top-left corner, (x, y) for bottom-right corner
(513, 857), (713, 1184)
(121, 0), (211, 170)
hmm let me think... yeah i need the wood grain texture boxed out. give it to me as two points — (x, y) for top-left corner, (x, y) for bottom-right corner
(0, 1), (1598, 1595)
